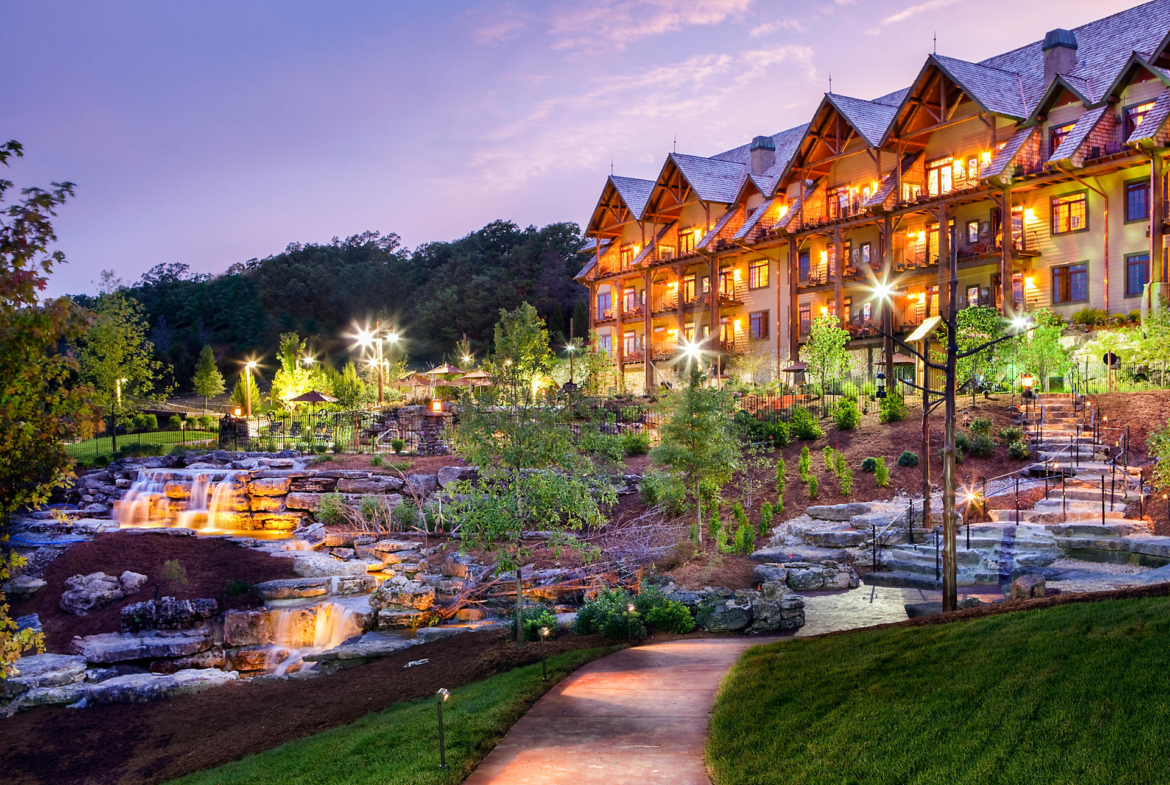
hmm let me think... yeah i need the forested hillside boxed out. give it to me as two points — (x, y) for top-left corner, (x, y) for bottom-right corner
(78, 220), (588, 391)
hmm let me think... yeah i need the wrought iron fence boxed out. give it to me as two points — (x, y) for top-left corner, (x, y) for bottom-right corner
(67, 424), (220, 465)
(219, 407), (451, 455)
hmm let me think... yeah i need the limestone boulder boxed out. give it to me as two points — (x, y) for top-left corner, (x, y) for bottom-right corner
(293, 553), (370, 578)
(377, 608), (433, 629)
(223, 607), (317, 647)
(1009, 573), (1046, 599)
(71, 629), (213, 664)
(337, 476), (404, 494)
(441, 555), (473, 579)
(17, 681), (92, 708)
(303, 631), (418, 661)
(248, 477), (291, 496)
(60, 572), (140, 616)
(2, 654), (88, 698)
(87, 669), (238, 704)
(701, 602), (752, 632)
(120, 597), (218, 633)
(405, 474), (438, 496)
(437, 465), (478, 489)
(369, 580), (435, 611)
(806, 503), (874, 522)
(3, 575), (46, 598)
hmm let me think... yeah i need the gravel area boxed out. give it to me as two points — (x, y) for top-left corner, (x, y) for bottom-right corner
(1047, 556), (1157, 593)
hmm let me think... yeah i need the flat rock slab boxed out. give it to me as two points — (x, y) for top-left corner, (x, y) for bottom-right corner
(463, 637), (763, 785)
(303, 631), (416, 662)
(71, 629), (213, 664)
(88, 669), (238, 703)
(292, 554), (370, 578)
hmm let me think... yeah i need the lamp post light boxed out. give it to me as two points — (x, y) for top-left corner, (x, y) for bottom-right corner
(626, 603), (635, 641)
(436, 688), (450, 769)
(111, 377), (128, 452)
(244, 361), (257, 417)
(539, 626), (550, 681)
(876, 372), (888, 400)
(566, 343), (576, 385)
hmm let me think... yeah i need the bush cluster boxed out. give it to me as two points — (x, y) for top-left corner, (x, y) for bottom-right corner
(518, 605), (559, 641)
(874, 457), (890, 487)
(640, 470), (687, 515)
(574, 585), (694, 639)
(897, 450), (919, 468)
(879, 392), (908, 424)
(790, 407), (823, 440)
(734, 410), (792, 448)
(860, 457), (878, 473)
(833, 398), (861, 431)
(1008, 441), (1030, 460)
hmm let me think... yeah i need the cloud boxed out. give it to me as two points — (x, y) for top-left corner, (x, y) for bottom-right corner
(459, 44), (818, 190)
(866, 0), (962, 35)
(549, 0), (755, 51)
(749, 18), (806, 37)
(472, 5), (527, 44)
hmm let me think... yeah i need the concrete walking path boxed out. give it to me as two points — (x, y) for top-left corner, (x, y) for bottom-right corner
(462, 637), (764, 785)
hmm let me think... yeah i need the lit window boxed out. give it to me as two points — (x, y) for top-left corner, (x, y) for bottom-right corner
(682, 274), (696, 303)
(624, 330), (638, 356)
(1052, 192), (1088, 234)
(967, 220), (979, 245)
(658, 244), (676, 261)
(749, 311), (769, 340)
(902, 183), (922, 202)
(967, 157), (979, 183)
(1126, 180), (1150, 222)
(860, 242), (872, 266)
(596, 291), (612, 319)
(1049, 122), (1076, 157)
(927, 157), (954, 197)
(828, 185), (850, 220)
(620, 245), (635, 265)
(1053, 263), (1088, 304)
(1126, 101), (1157, 137)
(683, 321), (695, 342)
(748, 259), (769, 289)
(598, 333), (612, 354)
(1126, 253), (1150, 298)
(679, 230), (695, 255)
(798, 250), (810, 283)
(799, 304), (811, 335)
(967, 286), (980, 306)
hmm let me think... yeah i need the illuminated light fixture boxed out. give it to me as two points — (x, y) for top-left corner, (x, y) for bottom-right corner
(462, 354), (473, 364)
(387, 331), (400, 344)
(539, 626), (550, 681)
(436, 688), (450, 769)
(820, 251), (828, 263)
(633, 245), (640, 254)
(873, 282), (893, 301)
(668, 328), (678, 334)
(668, 281), (678, 289)
(820, 306), (829, 316)
(431, 400), (443, 413)
(626, 603), (635, 640)
(778, 205), (789, 217)
(1024, 208), (1036, 222)
(876, 372), (888, 400)
(908, 229), (916, 238)
(1012, 316), (1030, 331)
(734, 319), (742, 328)
(917, 292), (927, 303)
(1021, 373), (1035, 393)
(1025, 276), (1036, 289)
(733, 269), (741, 279)
(981, 151), (992, 165)
(870, 180), (879, 192)
(301, 355), (314, 366)
(918, 231), (926, 242)
(233, 406), (242, 417)
(694, 228), (704, 240)
(246, 360), (258, 370)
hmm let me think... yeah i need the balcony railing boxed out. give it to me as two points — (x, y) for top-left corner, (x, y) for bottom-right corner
(596, 308), (615, 322)
(624, 303), (646, 319)
(651, 295), (678, 313)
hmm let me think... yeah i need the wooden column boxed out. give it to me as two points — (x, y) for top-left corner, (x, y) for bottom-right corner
(588, 282), (597, 335)
(776, 247), (785, 372)
(937, 203), (950, 318)
(1000, 188), (1013, 315)
(676, 264), (686, 343)
(882, 215), (895, 384)
(615, 276), (625, 373)
(1152, 153), (1165, 285)
(833, 229), (845, 327)
(788, 240), (800, 362)
(643, 270), (653, 392)
(708, 255), (719, 352)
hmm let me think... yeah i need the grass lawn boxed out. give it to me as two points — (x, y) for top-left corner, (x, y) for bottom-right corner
(169, 646), (613, 785)
(66, 430), (217, 460)
(708, 596), (1170, 785)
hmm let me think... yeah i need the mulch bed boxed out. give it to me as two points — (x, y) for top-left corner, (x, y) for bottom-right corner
(9, 532), (299, 652)
(1, 628), (613, 785)
(312, 453), (465, 476)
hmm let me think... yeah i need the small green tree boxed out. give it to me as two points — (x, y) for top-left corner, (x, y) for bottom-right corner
(230, 372), (263, 413)
(74, 285), (170, 446)
(192, 345), (225, 413)
(486, 303), (555, 398)
(270, 332), (314, 410)
(1017, 309), (1071, 391)
(801, 314), (851, 397)
(651, 370), (740, 548)
(332, 360), (366, 409)
(954, 305), (1005, 397)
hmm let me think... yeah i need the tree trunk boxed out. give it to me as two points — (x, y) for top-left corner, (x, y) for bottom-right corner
(921, 335), (930, 535)
(695, 481), (703, 548)
(943, 240), (960, 612)
(515, 570), (526, 646)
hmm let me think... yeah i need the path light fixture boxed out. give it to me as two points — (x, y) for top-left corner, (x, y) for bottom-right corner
(1021, 373), (1035, 398)
(876, 372), (888, 400)
(1164, 494), (1168, 530)
(431, 399), (443, 413)
(244, 361), (258, 417)
(436, 688), (450, 769)
(539, 626), (550, 681)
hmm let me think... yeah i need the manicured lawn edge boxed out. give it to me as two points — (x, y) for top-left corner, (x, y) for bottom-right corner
(168, 645), (618, 785)
(67, 429), (217, 459)
(706, 595), (1170, 785)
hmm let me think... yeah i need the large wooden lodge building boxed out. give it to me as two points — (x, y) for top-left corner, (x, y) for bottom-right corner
(577, 0), (1170, 390)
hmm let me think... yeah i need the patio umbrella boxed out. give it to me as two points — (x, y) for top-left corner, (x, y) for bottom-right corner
(288, 390), (338, 404)
(426, 363), (465, 376)
(461, 369), (493, 385)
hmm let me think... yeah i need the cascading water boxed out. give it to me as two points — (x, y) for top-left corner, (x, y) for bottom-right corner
(267, 602), (362, 676)
(115, 468), (241, 531)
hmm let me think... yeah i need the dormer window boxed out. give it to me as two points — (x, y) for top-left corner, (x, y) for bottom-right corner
(1049, 122), (1076, 158)
(827, 185), (850, 220)
(1125, 101), (1157, 137)
(620, 244), (635, 266)
(679, 229), (696, 255)
(658, 244), (676, 261)
(927, 157), (953, 197)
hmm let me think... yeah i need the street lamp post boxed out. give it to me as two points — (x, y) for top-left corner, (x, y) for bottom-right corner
(111, 377), (127, 452)
(244, 361), (257, 417)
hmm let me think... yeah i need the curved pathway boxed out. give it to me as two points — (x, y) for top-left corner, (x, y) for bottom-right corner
(463, 637), (764, 785)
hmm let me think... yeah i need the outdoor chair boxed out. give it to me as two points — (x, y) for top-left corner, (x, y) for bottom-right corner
(266, 422), (284, 436)
(289, 422), (303, 438)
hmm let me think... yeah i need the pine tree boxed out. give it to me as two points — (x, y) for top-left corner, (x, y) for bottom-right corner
(192, 345), (225, 413)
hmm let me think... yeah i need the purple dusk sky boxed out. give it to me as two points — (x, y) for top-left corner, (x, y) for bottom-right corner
(7, 0), (1141, 297)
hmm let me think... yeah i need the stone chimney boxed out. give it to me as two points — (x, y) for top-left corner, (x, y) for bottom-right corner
(750, 135), (776, 176)
(1042, 29), (1078, 85)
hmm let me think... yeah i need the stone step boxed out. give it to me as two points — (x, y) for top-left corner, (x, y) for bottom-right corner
(988, 508), (1127, 524)
(1040, 521), (1150, 538)
(1051, 487), (1140, 503)
(886, 546), (984, 567)
(863, 570), (942, 589)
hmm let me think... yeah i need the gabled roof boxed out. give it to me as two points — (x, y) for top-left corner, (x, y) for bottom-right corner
(630, 222), (675, 267)
(1098, 51), (1170, 104)
(610, 176), (654, 219)
(1049, 105), (1111, 164)
(984, 126), (1037, 180)
(732, 198), (776, 241)
(1128, 89), (1170, 144)
(697, 208), (739, 251)
(667, 153), (745, 204)
(826, 94), (899, 147)
(1025, 74), (1095, 125)
(578, 238), (611, 254)
(865, 150), (923, 209)
(710, 124), (807, 166)
(1155, 27), (1170, 68)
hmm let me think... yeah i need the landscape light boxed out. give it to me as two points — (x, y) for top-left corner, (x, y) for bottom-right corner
(539, 626), (550, 681)
(386, 331), (399, 344)
(876, 372), (888, 400)
(431, 400), (443, 413)
(436, 688), (450, 769)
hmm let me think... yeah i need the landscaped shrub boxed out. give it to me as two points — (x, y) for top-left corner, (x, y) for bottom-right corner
(759, 501), (774, 537)
(775, 458), (787, 496)
(370, 455), (385, 467)
(822, 445), (836, 473)
(879, 392), (908, 423)
(1072, 307), (1109, 326)
(734, 521), (755, 555)
(998, 426), (1023, 444)
(519, 604), (559, 641)
(574, 588), (646, 640)
(969, 434), (994, 458)
(359, 495), (388, 528)
(197, 414), (217, 431)
(645, 600), (695, 634)
(762, 419), (792, 448)
(161, 559), (188, 593)
(114, 442), (166, 459)
(1008, 441), (1030, 460)
(807, 475), (819, 499)
(955, 433), (971, 453)
(580, 428), (625, 462)
(798, 446), (811, 482)
(834, 453), (847, 479)
(833, 398), (861, 431)
(622, 430), (651, 456)
(874, 457), (890, 487)
(130, 413), (159, 432)
(839, 468), (853, 495)
(861, 457), (878, 473)
(391, 501), (418, 528)
(790, 406), (823, 440)
(640, 470), (687, 515)
(390, 438), (405, 454)
(316, 493), (347, 525)
(225, 579), (251, 597)
(168, 415), (184, 430)
(732, 502), (748, 529)
(970, 418), (993, 436)
(897, 450), (919, 468)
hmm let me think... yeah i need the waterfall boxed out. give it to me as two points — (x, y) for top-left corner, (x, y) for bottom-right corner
(115, 468), (241, 531)
(267, 602), (362, 676)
